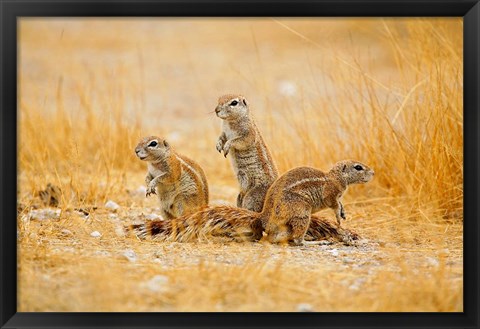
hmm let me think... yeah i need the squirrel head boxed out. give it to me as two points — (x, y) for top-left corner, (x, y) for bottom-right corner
(331, 160), (375, 185)
(215, 94), (249, 121)
(135, 136), (171, 162)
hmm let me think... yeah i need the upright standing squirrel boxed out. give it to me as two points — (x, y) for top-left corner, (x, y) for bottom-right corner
(215, 94), (278, 212)
(131, 160), (373, 245)
(135, 136), (209, 220)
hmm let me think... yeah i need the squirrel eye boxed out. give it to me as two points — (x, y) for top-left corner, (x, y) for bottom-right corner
(354, 165), (363, 171)
(148, 141), (158, 147)
(230, 100), (238, 106)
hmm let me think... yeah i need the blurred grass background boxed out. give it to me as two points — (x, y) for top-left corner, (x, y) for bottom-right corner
(17, 18), (463, 312)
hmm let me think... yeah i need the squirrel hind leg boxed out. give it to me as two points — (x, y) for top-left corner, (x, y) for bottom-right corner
(285, 215), (310, 246)
(249, 218), (264, 241)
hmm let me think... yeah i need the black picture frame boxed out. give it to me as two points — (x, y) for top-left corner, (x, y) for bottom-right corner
(1, 0), (478, 328)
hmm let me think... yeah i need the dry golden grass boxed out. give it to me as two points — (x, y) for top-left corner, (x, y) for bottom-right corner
(18, 18), (462, 312)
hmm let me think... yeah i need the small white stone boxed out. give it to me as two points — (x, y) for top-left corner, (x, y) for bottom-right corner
(60, 229), (73, 236)
(343, 257), (355, 264)
(426, 257), (440, 267)
(297, 303), (314, 312)
(142, 275), (169, 293)
(90, 231), (102, 238)
(113, 225), (125, 237)
(27, 208), (61, 221)
(105, 200), (120, 211)
(328, 248), (339, 257)
(145, 213), (162, 220)
(122, 249), (137, 262)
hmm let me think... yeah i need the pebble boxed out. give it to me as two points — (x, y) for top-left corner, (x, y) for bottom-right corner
(115, 226), (126, 237)
(297, 303), (314, 312)
(60, 229), (73, 236)
(145, 213), (162, 220)
(105, 200), (120, 211)
(121, 249), (137, 262)
(142, 275), (169, 293)
(328, 249), (339, 257)
(90, 231), (102, 238)
(24, 208), (61, 221)
(426, 257), (440, 267)
(342, 257), (355, 264)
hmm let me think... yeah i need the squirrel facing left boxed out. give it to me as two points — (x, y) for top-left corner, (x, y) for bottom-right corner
(135, 136), (209, 220)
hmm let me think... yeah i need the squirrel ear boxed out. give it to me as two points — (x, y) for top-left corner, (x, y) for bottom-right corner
(342, 164), (347, 172)
(163, 140), (169, 148)
(242, 98), (248, 107)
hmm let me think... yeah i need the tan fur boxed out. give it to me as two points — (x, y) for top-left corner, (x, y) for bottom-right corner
(131, 160), (372, 245)
(130, 206), (359, 245)
(261, 160), (374, 245)
(214, 94), (278, 212)
(135, 136), (209, 220)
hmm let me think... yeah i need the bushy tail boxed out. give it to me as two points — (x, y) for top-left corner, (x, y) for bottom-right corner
(130, 207), (361, 244)
(306, 215), (360, 245)
(130, 206), (261, 242)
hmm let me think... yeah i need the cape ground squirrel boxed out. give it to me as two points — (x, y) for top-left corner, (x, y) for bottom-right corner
(131, 160), (372, 245)
(131, 206), (359, 245)
(261, 160), (374, 245)
(215, 94), (278, 212)
(135, 136), (209, 220)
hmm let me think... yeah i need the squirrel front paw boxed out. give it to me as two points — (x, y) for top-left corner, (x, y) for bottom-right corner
(146, 184), (157, 197)
(223, 140), (232, 157)
(216, 138), (224, 153)
(336, 211), (345, 227)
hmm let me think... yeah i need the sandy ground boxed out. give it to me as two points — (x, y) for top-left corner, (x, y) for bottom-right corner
(17, 178), (463, 312)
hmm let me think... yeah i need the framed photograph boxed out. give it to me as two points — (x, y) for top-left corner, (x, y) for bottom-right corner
(1, 0), (478, 328)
